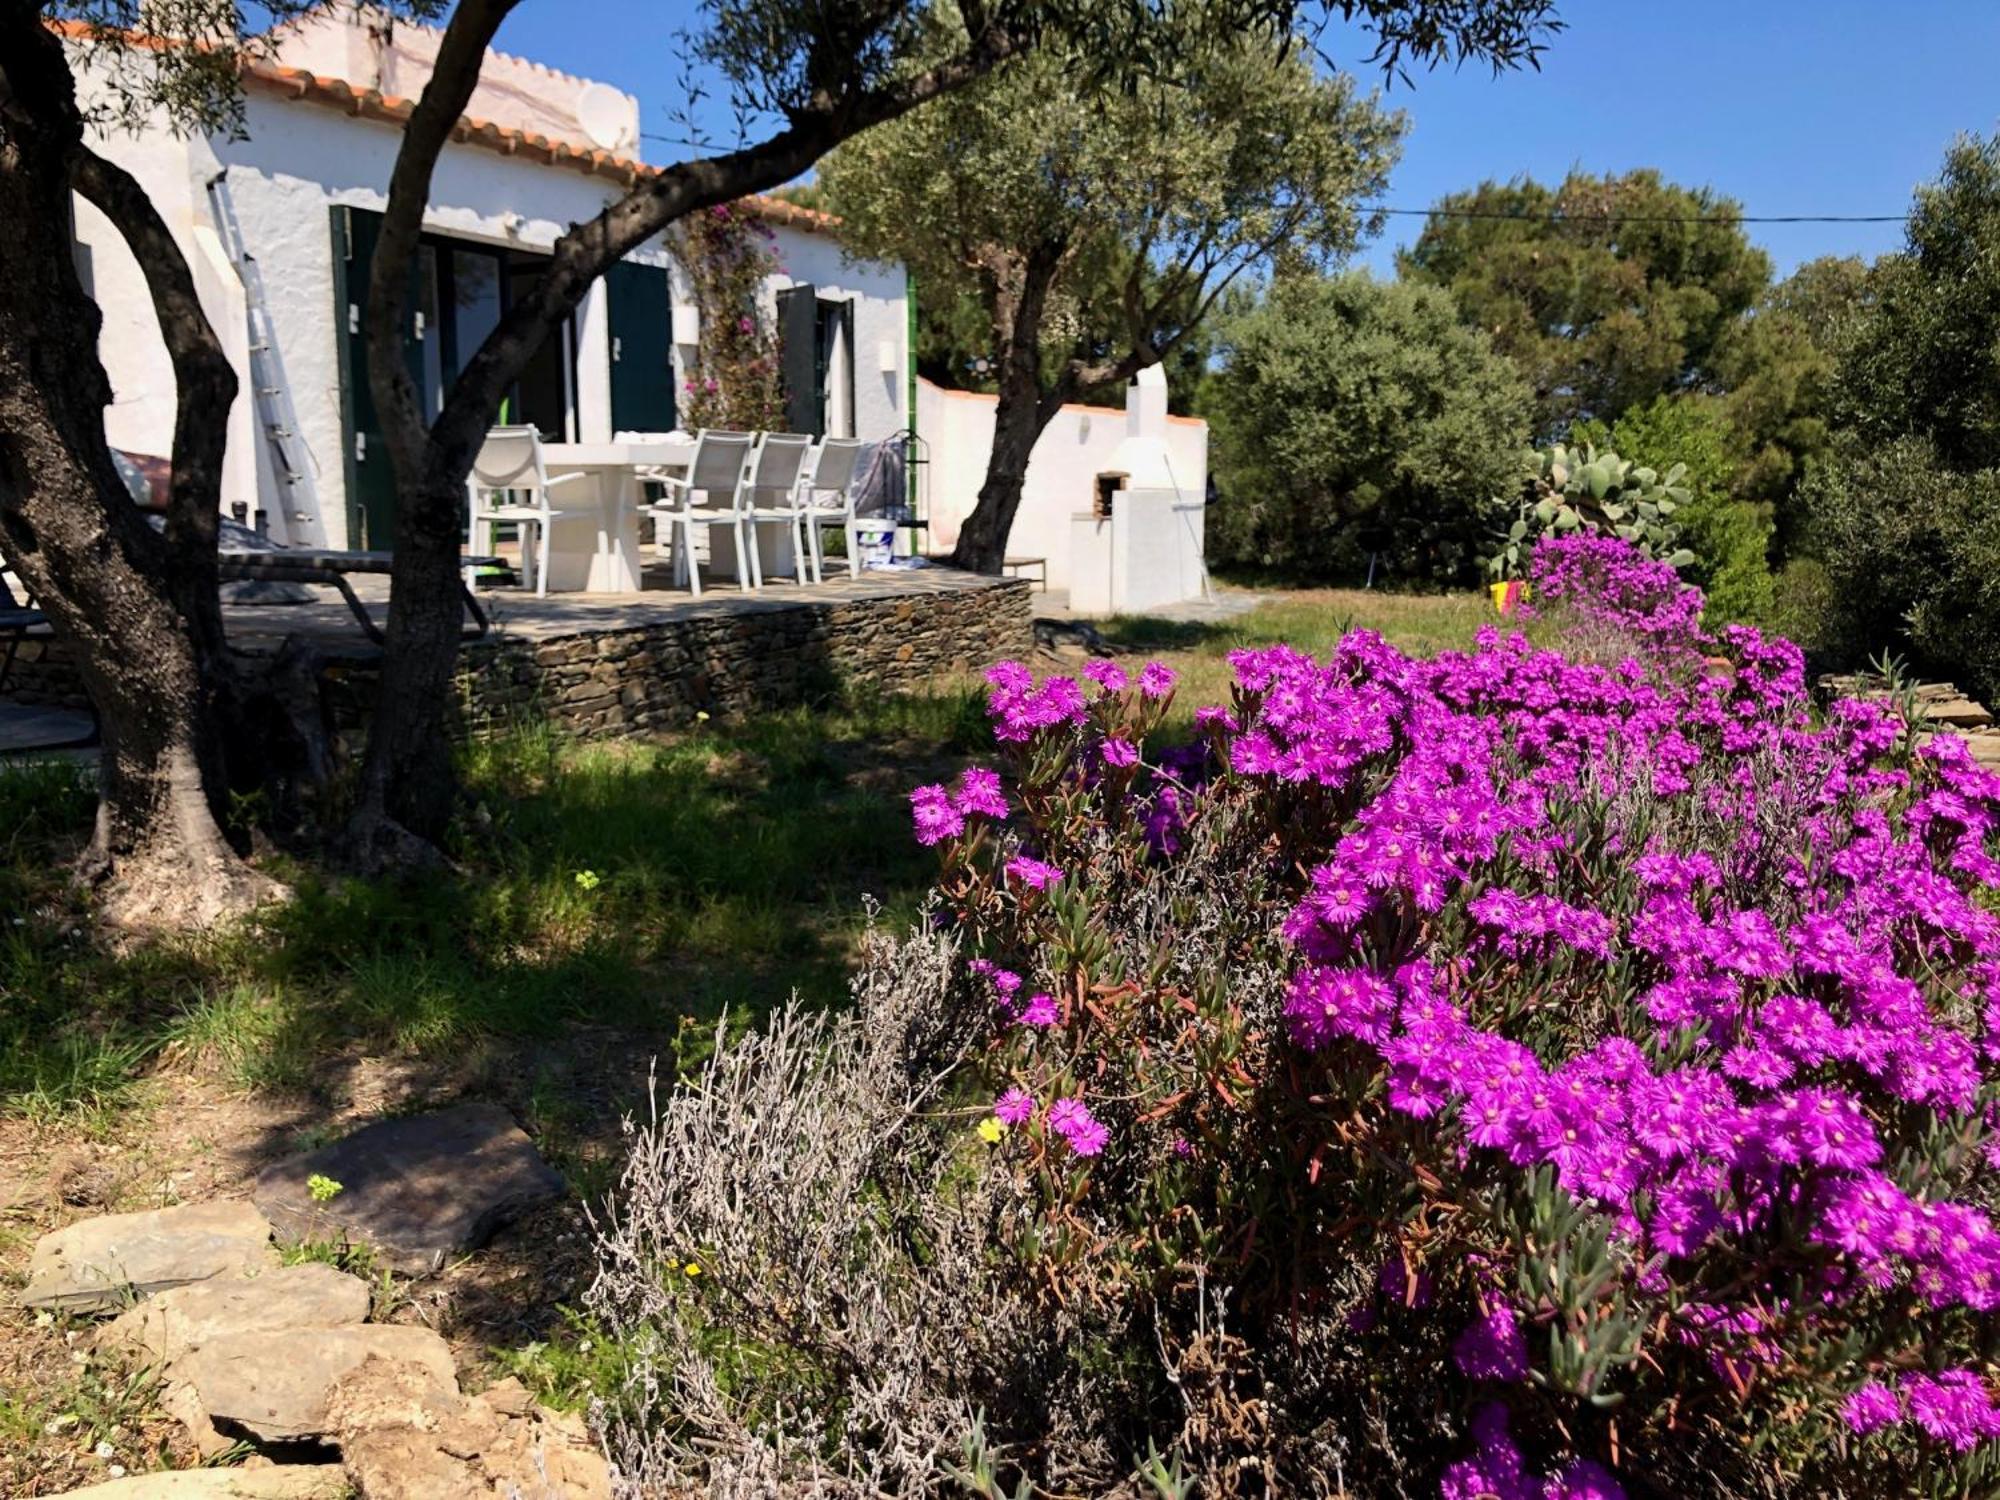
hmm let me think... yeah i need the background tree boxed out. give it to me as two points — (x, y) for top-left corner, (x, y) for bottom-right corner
(1710, 254), (1870, 554)
(1205, 271), (1532, 585)
(1399, 169), (1770, 438)
(1831, 133), (2000, 471)
(1795, 132), (2000, 694)
(822, 3), (1562, 575)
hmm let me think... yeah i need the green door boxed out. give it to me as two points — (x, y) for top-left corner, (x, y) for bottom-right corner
(331, 206), (434, 550)
(606, 260), (676, 434)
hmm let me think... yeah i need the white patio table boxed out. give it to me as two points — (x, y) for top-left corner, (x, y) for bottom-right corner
(536, 438), (800, 592)
(537, 438), (694, 593)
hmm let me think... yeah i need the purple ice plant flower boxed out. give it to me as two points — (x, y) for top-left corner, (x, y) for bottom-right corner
(1005, 856), (1065, 890)
(1083, 659), (1129, 693)
(1101, 737), (1140, 769)
(952, 767), (1009, 820)
(1018, 992), (1060, 1027)
(908, 784), (963, 846)
(1454, 1305), (1529, 1382)
(993, 1088), (1035, 1125)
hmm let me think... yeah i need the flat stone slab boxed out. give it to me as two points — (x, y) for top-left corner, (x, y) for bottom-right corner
(252, 1103), (564, 1275)
(96, 1262), (370, 1367)
(50, 1466), (348, 1497)
(23, 1201), (275, 1313)
(176, 1324), (458, 1442)
(1921, 697), (1994, 728)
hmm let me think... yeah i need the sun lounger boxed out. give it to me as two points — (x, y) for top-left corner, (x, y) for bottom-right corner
(216, 546), (504, 644)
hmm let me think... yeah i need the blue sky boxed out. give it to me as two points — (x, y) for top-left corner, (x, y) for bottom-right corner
(495, 0), (2000, 280)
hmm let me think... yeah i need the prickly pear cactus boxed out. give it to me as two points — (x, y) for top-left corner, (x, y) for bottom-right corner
(1486, 443), (1697, 579)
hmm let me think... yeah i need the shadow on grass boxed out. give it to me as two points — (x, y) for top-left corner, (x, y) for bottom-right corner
(0, 683), (991, 1136)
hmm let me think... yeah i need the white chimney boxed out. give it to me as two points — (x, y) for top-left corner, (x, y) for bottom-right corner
(1111, 364), (1179, 493)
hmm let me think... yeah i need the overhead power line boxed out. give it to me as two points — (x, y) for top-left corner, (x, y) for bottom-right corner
(1365, 207), (1905, 224)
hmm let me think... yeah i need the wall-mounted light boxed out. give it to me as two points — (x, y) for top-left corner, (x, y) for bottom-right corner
(877, 339), (898, 374)
(671, 304), (699, 345)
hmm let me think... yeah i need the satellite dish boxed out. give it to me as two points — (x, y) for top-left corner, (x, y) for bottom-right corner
(577, 82), (632, 152)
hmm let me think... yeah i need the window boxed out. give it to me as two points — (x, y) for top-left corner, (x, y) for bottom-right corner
(333, 206), (578, 548)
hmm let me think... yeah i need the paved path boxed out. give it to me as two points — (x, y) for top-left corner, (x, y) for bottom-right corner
(1033, 585), (1270, 625)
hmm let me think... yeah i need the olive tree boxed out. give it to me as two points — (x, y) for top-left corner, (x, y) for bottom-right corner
(0, 2), (364, 929)
(821, 2), (1562, 576)
(1, 0), (1308, 927)
(1205, 272), (1532, 585)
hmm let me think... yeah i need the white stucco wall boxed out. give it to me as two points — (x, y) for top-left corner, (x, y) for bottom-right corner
(77, 82), (909, 551)
(770, 232), (908, 443)
(918, 378), (1209, 597)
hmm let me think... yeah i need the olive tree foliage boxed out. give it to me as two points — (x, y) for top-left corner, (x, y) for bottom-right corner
(1205, 272), (1532, 586)
(1399, 169), (1772, 439)
(821, 2), (1563, 575)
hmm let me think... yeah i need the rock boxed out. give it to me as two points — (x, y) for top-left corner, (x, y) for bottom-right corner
(22, 1201), (275, 1313)
(1920, 697), (1994, 728)
(176, 1325), (458, 1443)
(49, 1466), (349, 1497)
(97, 1263), (371, 1366)
(328, 1356), (611, 1500)
(253, 1103), (564, 1275)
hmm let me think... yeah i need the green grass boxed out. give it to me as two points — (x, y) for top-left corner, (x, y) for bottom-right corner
(0, 589), (1491, 1131)
(0, 684), (991, 1128)
(1097, 586), (1497, 716)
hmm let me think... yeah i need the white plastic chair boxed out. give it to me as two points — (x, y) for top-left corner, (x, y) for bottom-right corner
(742, 433), (817, 586)
(466, 426), (586, 597)
(643, 429), (757, 597)
(796, 437), (874, 582)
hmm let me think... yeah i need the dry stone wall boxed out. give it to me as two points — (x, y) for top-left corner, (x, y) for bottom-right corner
(7, 577), (1032, 740)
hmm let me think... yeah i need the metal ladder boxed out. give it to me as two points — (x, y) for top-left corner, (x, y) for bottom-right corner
(204, 169), (321, 546)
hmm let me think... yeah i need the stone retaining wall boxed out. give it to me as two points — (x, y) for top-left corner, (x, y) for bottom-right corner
(5, 577), (1033, 739)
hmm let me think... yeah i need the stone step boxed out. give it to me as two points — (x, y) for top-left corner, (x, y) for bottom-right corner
(253, 1103), (563, 1275)
(50, 1465), (347, 1497)
(174, 1324), (458, 1443)
(96, 1262), (370, 1367)
(23, 1201), (275, 1313)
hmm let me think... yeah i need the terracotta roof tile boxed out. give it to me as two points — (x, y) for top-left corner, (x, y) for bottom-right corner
(239, 63), (840, 235)
(50, 20), (839, 236)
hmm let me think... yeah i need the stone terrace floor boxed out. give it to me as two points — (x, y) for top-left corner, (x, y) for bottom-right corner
(222, 562), (1010, 660)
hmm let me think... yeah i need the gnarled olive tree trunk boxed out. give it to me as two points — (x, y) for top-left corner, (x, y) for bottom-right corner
(347, 3), (1032, 863)
(0, 18), (282, 929)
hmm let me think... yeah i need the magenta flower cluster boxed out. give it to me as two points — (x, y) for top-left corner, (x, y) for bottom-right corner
(912, 535), (2000, 1492)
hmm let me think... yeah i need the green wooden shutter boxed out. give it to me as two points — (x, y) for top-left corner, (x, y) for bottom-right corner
(331, 206), (434, 549)
(606, 259), (676, 434)
(778, 283), (820, 437)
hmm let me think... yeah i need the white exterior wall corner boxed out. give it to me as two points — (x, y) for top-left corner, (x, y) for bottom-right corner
(917, 377), (1208, 599)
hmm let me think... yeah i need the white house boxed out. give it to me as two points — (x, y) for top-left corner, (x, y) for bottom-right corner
(68, 6), (913, 552)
